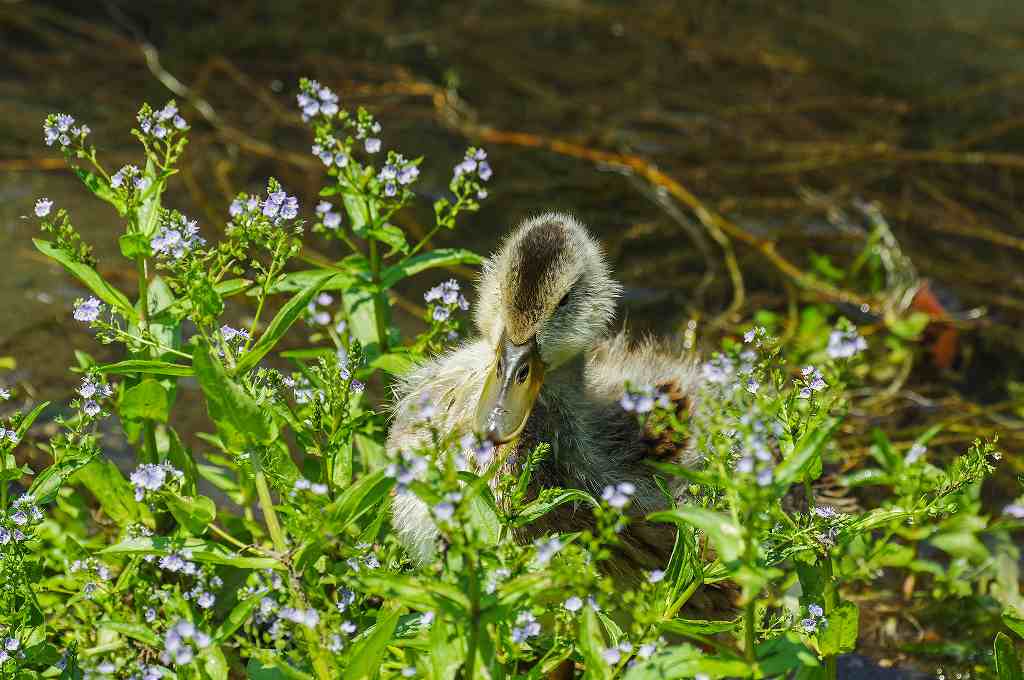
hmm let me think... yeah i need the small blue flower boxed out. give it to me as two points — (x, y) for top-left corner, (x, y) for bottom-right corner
(365, 138), (381, 154)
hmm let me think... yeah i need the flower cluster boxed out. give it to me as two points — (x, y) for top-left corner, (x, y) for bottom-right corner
(110, 164), (150, 192)
(424, 279), (469, 322)
(733, 418), (777, 487)
(510, 611), (541, 643)
(601, 641), (633, 665)
(377, 152), (420, 197)
(151, 213), (204, 260)
(620, 383), (672, 413)
(292, 477), (329, 497)
(796, 366), (828, 399)
(315, 200), (343, 230)
(297, 79), (340, 121)
(601, 481), (636, 509)
(800, 603), (828, 634)
(826, 321), (867, 359)
(77, 375), (113, 418)
(162, 620), (211, 666)
(306, 291), (336, 327)
(385, 449), (429, 493)
(1, 495), (44, 547)
(0, 637), (21, 665)
(42, 112), (89, 150)
(262, 188), (300, 225)
(73, 296), (104, 323)
(129, 462), (184, 501)
(136, 101), (187, 143)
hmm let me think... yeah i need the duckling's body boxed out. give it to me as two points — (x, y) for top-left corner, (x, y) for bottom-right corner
(388, 213), (698, 574)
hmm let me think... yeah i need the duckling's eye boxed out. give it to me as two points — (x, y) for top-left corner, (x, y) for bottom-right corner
(557, 292), (571, 309)
(515, 363), (530, 385)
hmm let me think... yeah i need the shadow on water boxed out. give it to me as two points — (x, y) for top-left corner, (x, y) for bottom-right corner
(2, 0), (1024, 672)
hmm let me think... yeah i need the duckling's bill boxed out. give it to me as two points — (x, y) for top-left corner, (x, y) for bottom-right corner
(475, 335), (545, 444)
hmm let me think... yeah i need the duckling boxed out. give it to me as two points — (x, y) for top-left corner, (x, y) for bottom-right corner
(388, 212), (699, 575)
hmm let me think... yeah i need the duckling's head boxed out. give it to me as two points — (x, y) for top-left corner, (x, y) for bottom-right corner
(474, 212), (621, 443)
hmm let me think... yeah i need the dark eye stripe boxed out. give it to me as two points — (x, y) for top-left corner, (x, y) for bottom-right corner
(557, 292), (571, 308)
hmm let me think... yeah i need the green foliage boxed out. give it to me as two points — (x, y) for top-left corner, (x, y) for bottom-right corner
(1, 82), (1019, 680)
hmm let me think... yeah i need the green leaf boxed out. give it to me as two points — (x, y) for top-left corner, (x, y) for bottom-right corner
(343, 608), (400, 680)
(660, 619), (738, 636)
(464, 487), (501, 546)
(994, 632), (1023, 680)
(367, 223), (409, 255)
(161, 427), (199, 496)
(34, 239), (135, 319)
(342, 193), (370, 236)
(343, 284), (384, 352)
(165, 494), (217, 536)
(192, 340), (277, 452)
(649, 507), (744, 562)
(622, 644), (751, 680)
(14, 401), (50, 441)
(579, 606), (611, 680)
(357, 573), (469, 614)
(368, 351), (417, 376)
(96, 359), (193, 377)
(100, 536), (283, 570)
(29, 448), (100, 505)
(137, 159), (163, 238)
(96, 621), (160, 647)
(119, 379), (170, 422)
(381, 248), (483, 289)
(74, 168), (125, 214)
(215, 595), (263, 642)
(756, 633), (819, 677)
(1005, 609), (1024, 640)
(774, 417), (838, 486)
(74, 458), (147, 527)
(203, 645), (230, 680)
(324, 470), (395, 533)
(266, 268), (360, 296)
(118, 232), (149, 259)
(513, 488), (599, 527)
(235, 272), (337, 374)
(816, 602), (858, 656)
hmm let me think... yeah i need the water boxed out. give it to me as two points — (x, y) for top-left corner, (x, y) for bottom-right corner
(2, 1), (1023, 671)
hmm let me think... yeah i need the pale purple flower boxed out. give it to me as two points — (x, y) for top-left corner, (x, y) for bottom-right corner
(315, 201), (333, 215)
(364, 138), (381, 154)
(323, 212), (342, 229)
(34, 198), (53, 217)
(906, 443), (927, 464)
(563, 596), (583, 612)
(477, 161), (492, 181)
(511, 611), (540, 643)
(647, 569), (665, 584)
(535, 537), (563, 566)
(602, 482), (636, 509)
(1004, 503), (1024, 519)
(827, 326), (867, 359)
(197, 592), (215, 609)
(73, 297), (102, 323)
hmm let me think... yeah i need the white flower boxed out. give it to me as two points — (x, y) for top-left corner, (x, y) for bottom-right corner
(601, 482), (636, 509)
(34, 198), (53, 217)
(906, 443), (927, 464)
(647, 569), (665, 584)
(563, 596), (583, 612)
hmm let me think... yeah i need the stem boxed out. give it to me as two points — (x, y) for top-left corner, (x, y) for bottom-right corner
(251, 449), (287, 554)
(743, 599), (756, 663)
(464, 550), (481, 680)
(368, 239), (390, 353)
(136, 256), (159, 464)
(405, 224), (441, 259)
(822, 554), (838, 680)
